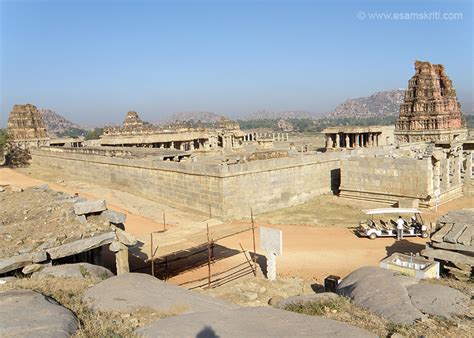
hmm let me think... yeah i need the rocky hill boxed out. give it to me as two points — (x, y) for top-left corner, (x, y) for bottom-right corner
(39, 109), (85, 136)
(162, 111), (227, 124)
(327, 89), (405, 119)
(244, 110), (316, 121)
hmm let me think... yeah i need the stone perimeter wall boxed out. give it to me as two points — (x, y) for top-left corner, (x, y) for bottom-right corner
(339, 157), (434, 206)
(30, 148), (342, 220)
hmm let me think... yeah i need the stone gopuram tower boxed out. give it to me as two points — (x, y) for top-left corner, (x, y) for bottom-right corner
(395, 60), (467, 144)
(7, 104), (49, 148)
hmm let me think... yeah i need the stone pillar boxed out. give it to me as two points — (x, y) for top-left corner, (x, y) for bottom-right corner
(285, 133), (289, 141)
(355, 133), (360, 148)
(433, 160), (441, 192)
(375, 134), (379, 146)
(326, 135), (332, 149)
(453, 155), (462, 185)
(361, 134), (365, 147)
(368, 133), (372, 147)
(115, 248), (130, 275)
(345, 135), (350, 149)
(441, 157), (451, 190)
(335, 134), (340, 148)
(466, 152), (473, 178)
(110, 241), (130, 275)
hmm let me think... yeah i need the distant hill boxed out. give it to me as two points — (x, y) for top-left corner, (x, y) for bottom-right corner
(326, 89), (405, 119)
(162, 111), (227, 124)
(243, 110), (316, 120)
(40, 109), (86, 137)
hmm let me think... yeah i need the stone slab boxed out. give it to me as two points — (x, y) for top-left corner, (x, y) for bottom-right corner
(431, 241), (474, 253)
(46, 232), (115, 260)
(0, 253), (33, 274)
(73, 200), (106, 215)
(0, 290), (78, 337)
(431, 223), (453, 243)
(102, 210), (126, 224)
(83, 273), (239, 314)
(421, 249), (474, 267)
(443, 223), (467, 244)
(136, 306), (376, 337)
(457, 226), (473, 246)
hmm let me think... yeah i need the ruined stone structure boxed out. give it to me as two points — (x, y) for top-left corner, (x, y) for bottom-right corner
(395, 61), (467, 143)
(100, 112), (245, 151)
(7, 104), (49, 148)
(49, 137), (84, 148)
(339, 142), (473, 207)
(243, 132), (289, 142)
(322, 126), (394, 150)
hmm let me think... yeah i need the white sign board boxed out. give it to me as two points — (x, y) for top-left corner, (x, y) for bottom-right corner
(260, 227), (283, 281)
(260, 227), (283, 256)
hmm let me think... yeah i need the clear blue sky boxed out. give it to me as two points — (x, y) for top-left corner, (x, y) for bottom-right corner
(1, 0), (472, 126)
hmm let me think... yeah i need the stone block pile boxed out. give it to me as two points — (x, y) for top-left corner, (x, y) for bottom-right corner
(0, 185), (136, 276)
(421, 208), (474, 280)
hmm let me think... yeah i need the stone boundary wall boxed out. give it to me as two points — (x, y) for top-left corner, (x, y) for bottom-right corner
(29, 144), (425, 219)
(339, 157), (434, 206)
(30, 148), (345, 219)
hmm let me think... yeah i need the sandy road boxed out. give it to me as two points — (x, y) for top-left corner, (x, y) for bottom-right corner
(0, 167), (436, 284)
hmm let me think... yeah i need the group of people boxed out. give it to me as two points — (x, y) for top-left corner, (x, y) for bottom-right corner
(396, 216), (420, 241)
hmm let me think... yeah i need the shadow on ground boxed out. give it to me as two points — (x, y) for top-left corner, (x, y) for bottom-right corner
(385, 240), (425, 257)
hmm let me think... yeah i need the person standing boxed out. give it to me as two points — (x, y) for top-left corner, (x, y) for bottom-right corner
(396, 216), (405, 241)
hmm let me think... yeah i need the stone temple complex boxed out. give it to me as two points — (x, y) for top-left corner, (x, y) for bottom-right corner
(395, 60), (467, 143)
(3, 60), (474, 219)
(100, 112), (246, 151)
(7, 104), (49, 148)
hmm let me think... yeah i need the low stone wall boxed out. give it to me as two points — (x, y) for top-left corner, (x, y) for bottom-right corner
(339, 155), (464, 207)
(30, 148), (342, 219)
(339, 157), (435, 206)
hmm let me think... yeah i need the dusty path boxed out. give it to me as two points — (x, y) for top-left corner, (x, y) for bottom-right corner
(2, 167), (470, 284)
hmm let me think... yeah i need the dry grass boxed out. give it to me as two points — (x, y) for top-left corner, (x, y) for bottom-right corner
(283, 295), (473, 337)
(421, 274), (474, 295)
(0, 276), (179, 337)
(258, 194), (377, 227)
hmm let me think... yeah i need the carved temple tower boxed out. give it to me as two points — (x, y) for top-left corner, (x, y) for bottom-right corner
(395, 61), (467, 143)
(7, 104), (50, 148)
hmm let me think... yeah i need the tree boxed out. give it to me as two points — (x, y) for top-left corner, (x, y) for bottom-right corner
(0, 129), (8, 150)
(85, 128), (104, 140)
(0, 129), (31, 167)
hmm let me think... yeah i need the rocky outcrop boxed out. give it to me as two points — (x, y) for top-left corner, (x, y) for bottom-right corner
(328, 89), (404, 119)
(83, 273), (239, 314)
(39, 109), (84, 137)
(0, 290), (78, 337)
(32, 263), (113, 281)
(137, 306), (376, 338)
(337, 266), (469, 324)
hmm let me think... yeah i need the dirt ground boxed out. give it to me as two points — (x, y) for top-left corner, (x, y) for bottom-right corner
(1, 167), (473, 286)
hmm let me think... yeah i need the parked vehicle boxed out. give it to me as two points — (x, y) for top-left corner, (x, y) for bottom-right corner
(356, 208), (428, 239)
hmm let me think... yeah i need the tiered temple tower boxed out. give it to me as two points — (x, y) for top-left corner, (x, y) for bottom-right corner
(7, 104), (49, 147)
(395, 60), (467, 143)
(122, 111), (145, 130)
